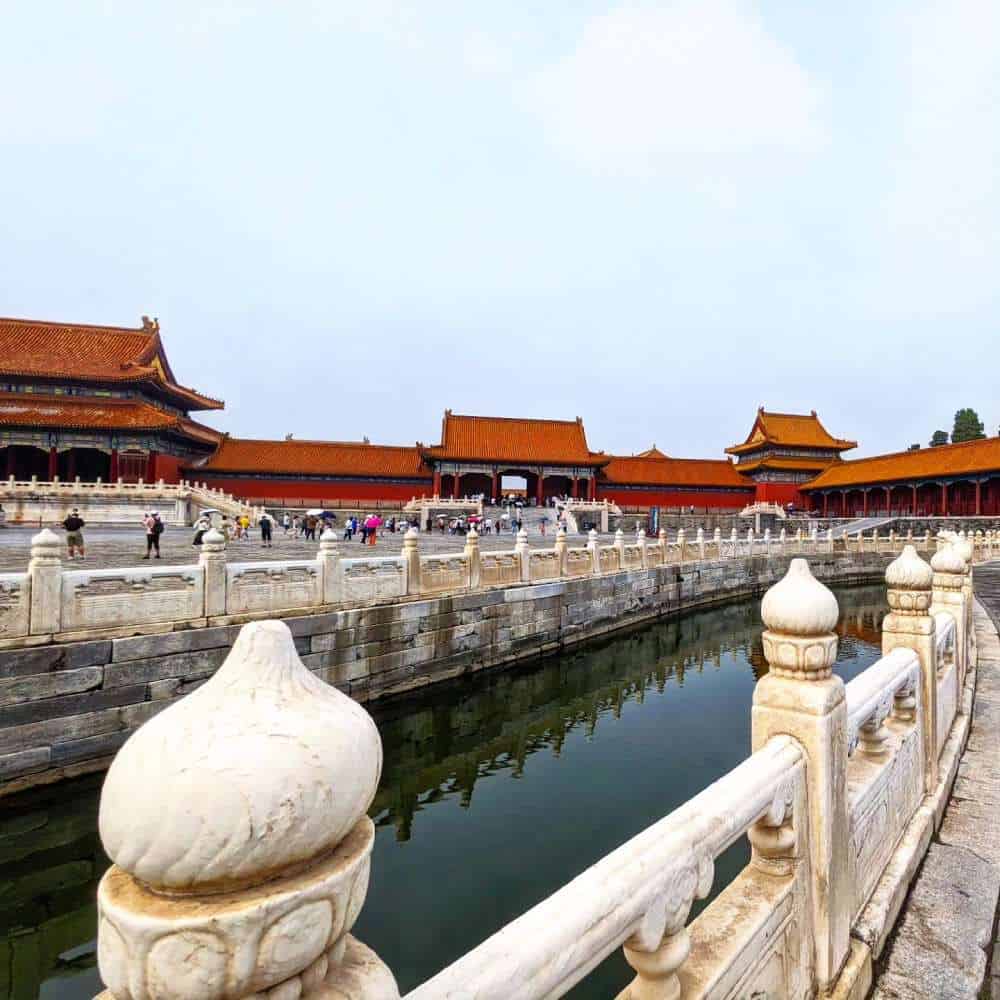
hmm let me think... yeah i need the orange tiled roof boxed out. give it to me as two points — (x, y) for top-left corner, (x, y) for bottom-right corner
(602, 454), (751, 489)
(197, 437), (432, 479)
(0, 316), (223, 411)
(427, 411), (603, 466)
(803, 437), (1000, 490)
(0, 392), (220, 441)
(636, 445), (668, 459)
(726, 408), (856, 456)
(735, 455), (838, 475)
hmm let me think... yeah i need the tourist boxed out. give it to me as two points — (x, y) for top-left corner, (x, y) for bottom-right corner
(366, 513), (381, 545)
(282, 512), (291, 535)
(260, 511), (273, 548)
(62, 507), (85, 559)
(239, 513), (251, 540)
(142, 511), (164, 559)
(484, 516), (493, 534)
(292, 514), (301, 536)
(343, 517), (353, 541)
(304, 514), (317, 540)
(359, 518), (369, 543)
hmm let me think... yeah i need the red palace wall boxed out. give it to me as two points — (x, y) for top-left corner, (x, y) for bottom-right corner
(151, 453), (185, 484)
(190, 475), (433, 504)
(753, 483), (805, 506)
(596, 487), (754, 510)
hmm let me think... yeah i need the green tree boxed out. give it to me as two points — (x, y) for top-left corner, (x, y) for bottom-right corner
(951, 408), (985, 443)
(929, 429), (949, 447)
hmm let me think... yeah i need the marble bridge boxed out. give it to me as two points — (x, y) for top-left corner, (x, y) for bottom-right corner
(58, 529), (996, 999)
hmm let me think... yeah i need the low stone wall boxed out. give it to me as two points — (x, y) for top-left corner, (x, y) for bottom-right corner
(0, 551), (893, 795)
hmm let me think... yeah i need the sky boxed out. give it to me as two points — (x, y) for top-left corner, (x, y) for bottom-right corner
(2, 0), (997, 460)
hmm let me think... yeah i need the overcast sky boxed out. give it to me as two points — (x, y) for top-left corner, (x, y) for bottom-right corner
(2, 1), (997, 459)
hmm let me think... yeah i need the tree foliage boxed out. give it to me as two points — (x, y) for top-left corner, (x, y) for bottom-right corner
(929, 429), (949, 447)
(951, 408), (985, 443)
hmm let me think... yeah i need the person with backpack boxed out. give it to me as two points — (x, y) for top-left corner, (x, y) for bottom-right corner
(142, 511), (164, 559)
(260, 511), (273, 548)
(62, 507), (86, 559)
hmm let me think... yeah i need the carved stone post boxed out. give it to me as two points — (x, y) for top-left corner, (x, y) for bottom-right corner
(676, 528), (685, 562)
(635, 528), (646, 568)
(763, 528), (771, 556)
(713, 527), (722, 559)
(951, 533), (975, 660)
(746, 527), (754, 556)
(94, 621), (399, 1000)
(464, 526), (481, 589)
(696, 527), (705, 560)
(515, 527), (531, 582)
(199, 528), (227, 617)
(588, 528), (601, 575)
(402, 527), (422, 595)
(779, 527), (786, 553)
(796, 527), (803, 552)
(28, 528), (62, 635)
(614, 528), (626, 569)
(752, 560), (850, 990)
(881, 546), (937, 792)
(827, 527), (835, 553)
(318, 528), (341, 604)
(930, 544), (968, 695)
(730, 528), (738, 559)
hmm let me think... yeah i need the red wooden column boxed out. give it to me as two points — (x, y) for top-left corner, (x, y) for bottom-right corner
(911, 485), (917, 515)
(588, 476), (596, 501)
(452, 473), (460, 500)
(146, 450), (158, 482)
(975, 480), (982, 516)
(110, 448), (119, 481)
(47, 447), (58, 480)
(862, 489), (869, 516)
(491, 469), (499, 501)
(823, 493), (829, 517)
(941, 483), (949, 516)
(535, 470), (544, 506)
(432, 468), (441, 497)
(572, 476), (579, 499)
(883, 486), (890, 514)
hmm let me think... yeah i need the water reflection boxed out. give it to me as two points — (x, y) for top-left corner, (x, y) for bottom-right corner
(0, 584), (886, 999)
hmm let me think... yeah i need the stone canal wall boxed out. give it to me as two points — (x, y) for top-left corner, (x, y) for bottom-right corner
(0, 550), (894, 795)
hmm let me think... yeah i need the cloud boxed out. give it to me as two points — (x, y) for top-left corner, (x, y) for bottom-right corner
(875, 0), (999, 315)
(523, 1), (826, 179)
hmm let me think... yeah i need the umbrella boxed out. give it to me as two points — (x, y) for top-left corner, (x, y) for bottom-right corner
(319, 510), (336, 519)
(306, 508), (324, 516)
(198, 508), (222, 516)
(467, 515), (482, 523)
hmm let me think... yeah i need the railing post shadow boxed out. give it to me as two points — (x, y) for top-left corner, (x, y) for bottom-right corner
(881, 545), (938, 792)
(199, 528), (227, 617)
(28, 528), (62, 635)
(752, 559), (851, 991)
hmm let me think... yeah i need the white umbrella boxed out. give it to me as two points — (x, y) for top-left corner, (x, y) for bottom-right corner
(306, 508), (324, 516)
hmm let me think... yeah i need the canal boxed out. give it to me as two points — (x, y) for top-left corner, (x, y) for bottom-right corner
(1, 584), (887, 999)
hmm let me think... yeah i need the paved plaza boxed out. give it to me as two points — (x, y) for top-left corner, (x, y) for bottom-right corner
(0, 520), (614, 573)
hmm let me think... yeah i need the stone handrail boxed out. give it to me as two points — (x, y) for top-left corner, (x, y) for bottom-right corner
(405, 736), (805, 1000)
(0, 476), (262, 525)
(90, 538), (980, 998)
(4, 523), (990, 644)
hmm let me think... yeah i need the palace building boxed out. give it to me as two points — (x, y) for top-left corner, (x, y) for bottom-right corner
(0, 316), (222, 483)
(6, 312), (1000, 517)
(725, 408), (857, 506)
(800, 437), (1000, 517)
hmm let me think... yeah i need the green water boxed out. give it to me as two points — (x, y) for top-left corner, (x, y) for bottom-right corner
(0, 585), (886, 999)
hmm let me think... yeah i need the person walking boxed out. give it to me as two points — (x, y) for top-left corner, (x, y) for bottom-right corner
(142, 511), (163, 559)
(62, 507), (85, 560)
(260, 511), (273, 548)
(282, 512), (291, 535)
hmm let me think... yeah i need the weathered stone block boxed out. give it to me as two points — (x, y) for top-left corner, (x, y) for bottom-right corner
(0, 665), (103, 707)
(0, 706), (125, 755)
(112, 626), (237, 662)
(103, 647), (228, 689)
(49, 729), (132, 767)
(0, 746), (51, 780)
(2, 683), (146, 727)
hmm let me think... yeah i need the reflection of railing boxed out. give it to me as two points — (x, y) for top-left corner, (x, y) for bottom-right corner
(5, 521), (989, 643)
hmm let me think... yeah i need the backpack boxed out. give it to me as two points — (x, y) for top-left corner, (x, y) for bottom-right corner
(153, 518), (165, 535)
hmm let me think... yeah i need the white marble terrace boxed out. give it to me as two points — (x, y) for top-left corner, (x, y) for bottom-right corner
(91, 532), (981, 998)
(2, 521), (996, 645)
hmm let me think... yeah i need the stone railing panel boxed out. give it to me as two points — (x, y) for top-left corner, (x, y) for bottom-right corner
(527, 550), (561, 582)
(60, 565), (204, 632)
(644, 543), (663, 567)
(935, 613), (959, 758)
(479, 552), (520, 588)
(564, 547), (593, 579)
(420, 554), (470, 594)
(341, 557), (407, 604)
(226, 559), (321, 615)
(0, 572), (30, 641)
(597, 546), (618, 574)
(845, 648), (923, 921)
(621, 544), (643, 570)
